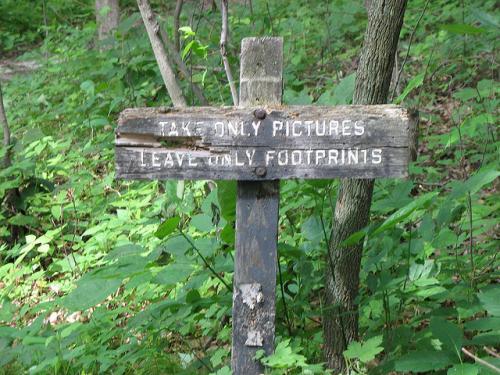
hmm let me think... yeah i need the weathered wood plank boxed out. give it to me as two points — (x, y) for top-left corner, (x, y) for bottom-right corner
(231, 37), (282, 375)
(116, 105), (410, 148)
(115, 104), (410, 180)
(115, 146), (408, 180)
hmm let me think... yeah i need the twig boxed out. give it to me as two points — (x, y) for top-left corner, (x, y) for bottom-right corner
(173, 0), (183, 52)
(390, 0), (430, 102)
(484, 347), (500, 359)
(277, 249), (293, 336)
(462, 348), (500, 374)
(179, 230), (231, 291)
(220, 0), (239, 106)
(0, 82), (11, 168)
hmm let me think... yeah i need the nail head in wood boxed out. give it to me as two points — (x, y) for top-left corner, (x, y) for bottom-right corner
(254, 108), (267, 120)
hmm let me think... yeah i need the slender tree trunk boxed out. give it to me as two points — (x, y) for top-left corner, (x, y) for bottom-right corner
(95, 0), (120, 41)
(0, 82), (11, 169)
(174, 0), (183, 53)
(220, 0), (239, 106)
(137, 0), (187, 107)
(323, 0), (408, 372)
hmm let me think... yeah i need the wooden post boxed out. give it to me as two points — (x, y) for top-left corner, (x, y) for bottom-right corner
(231, 37), (283, 375)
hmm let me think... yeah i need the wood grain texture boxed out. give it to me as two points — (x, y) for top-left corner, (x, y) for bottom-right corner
(231, 37), (282, 375)
(115, 105), (410, 180)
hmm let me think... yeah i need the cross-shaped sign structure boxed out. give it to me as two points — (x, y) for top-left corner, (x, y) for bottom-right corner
(115, 37), (411, 375)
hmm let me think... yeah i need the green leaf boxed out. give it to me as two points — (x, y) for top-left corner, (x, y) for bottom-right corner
(51, 205), (62, 220)
(449, 169), (500, 200)
(441, 23), (486, 34)
(343, 335), (384, 363)
(447, 364), (479, 375)
(396, 73), (424, 103)
(155, 217), (180, 239)
(317, 73), (356, 105)
(395, 350), (454, 373)
(478, 286), (500, 316)
(372, 192), (438, 235)
(8, 214), (39, 227)
(430, 317), (463, 356)
(217, 181), (236, 221)
(301, 216), (323, 243)
(154, 262), (194, 286)
(63, 275), (121, 311)
(190, 214), (214, 232)
(260, 339), (307, 368)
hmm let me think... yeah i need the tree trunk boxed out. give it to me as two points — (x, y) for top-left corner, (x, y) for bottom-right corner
(95, 0), (120, 41)
(173, 0), (183, 53)
(137, 0), (187, 107)
(0, 82), (11, 169)
(323, 0), (408, 372)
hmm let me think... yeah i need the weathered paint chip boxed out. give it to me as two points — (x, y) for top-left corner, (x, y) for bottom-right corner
(245, 330), (264, 347)
(239, 283), (263, 310)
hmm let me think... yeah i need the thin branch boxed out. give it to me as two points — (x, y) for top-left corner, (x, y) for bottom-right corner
(390, 0), (430, 102)
(0, 82), (11, 168)
(179, 230), (231, 292)
(220, 0), (239, 106)
(137, 0), (187, 107)
(173, 0), (183, 52)
(462, 348), (500, 374)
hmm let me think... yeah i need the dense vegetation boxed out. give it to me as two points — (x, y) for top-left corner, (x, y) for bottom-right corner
(0, 0), (498, 374)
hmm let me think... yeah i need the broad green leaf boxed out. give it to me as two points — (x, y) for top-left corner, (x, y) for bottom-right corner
(430, 317), (463, 356)
(317, 73), (356, 105)
(441, 23), (486, 34)
(343, 335), (384, 363)
(395, 350), (454, 372)
(154, 262), (194, 285)
(51, 205), (62, 220)
(190, 214), (214, 232)
(155, 217), (180, 239)
(396, 73), (424, 103)
(449, 169), (500, 199)
(478, 286), (500, 316)
(301, 215), (323, 243)
(217, 181), (236, 221)
(447, 364), (479, 375)
(372, 192), (438, 235)
(63, 276), (121, 311)
(8, 214), (39, 227)
(464, 317), (500, 331)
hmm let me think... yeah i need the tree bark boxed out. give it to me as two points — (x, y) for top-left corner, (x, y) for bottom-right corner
(220, 0), (239, 106)
(137, 0), (187, 107)
(323, 0), (408, 372)
(174, 0), (183, 53)
(95, 0), (120, 41)
(0, 82), (11, 169)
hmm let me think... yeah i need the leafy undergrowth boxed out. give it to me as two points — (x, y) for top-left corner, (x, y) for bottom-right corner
(0, 1), (498, 374)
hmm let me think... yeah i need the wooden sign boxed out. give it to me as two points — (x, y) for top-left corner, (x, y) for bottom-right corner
(114, 37), (412, 375)
(115, 105), (410, 180)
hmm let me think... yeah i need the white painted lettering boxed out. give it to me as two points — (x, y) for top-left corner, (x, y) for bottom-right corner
(266, 150), (276, 165)
(278, 150), (288, 166)
(245, 149), (255, 165)
(372, 149), (382, 164)
(342, 120), (351, 136)
(354, 121), (364, 135)
(251, 121), (261, 136)
(273, 121), (283, 136)
(152, 153), (161, 167)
